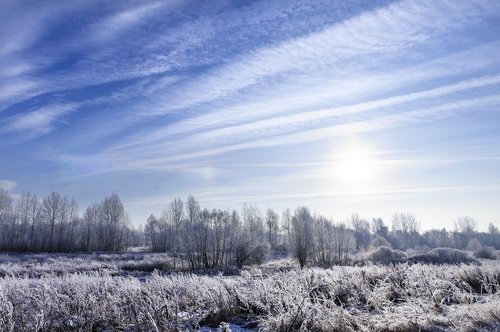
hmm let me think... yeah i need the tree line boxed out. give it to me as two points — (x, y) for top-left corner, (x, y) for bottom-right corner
(0, 189), (142, 252)
(144, 196), (500, 269)
(1, 188), (499, 268)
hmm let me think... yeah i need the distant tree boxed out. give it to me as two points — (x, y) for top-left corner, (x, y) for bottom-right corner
(182, 195), (202, 269)
(65, 198), (79, 251)
(455, 216), (476, 233)
(391, 212), (420, 249)
(488, 223), (499, 234)
(392, 212), (419, 234)
(314, 216), (335, 267)
(234, 221), (269, 268)
(265, 208), (279, 249)
(83, 202), (101, 251)
(100, 193), (127, 251)
(166, 198), (184, 268)
(15, 192), (42, 251)
(281, 208), (292, 250)
(290, 207), (315, 268)
(423, 228), (450, 248)
(0, 189), (14, 250)
(332, 222), (355, 265)
(42, 192), (63, 252)
(0, 189), (12, 217)
(243, 204), (265, 242)
(371, 218), (388, 238)
(350, 213), (371, 250)
(26, 193), (41, 251)
(57, 196), (71, 251)
(144, 214), (158, 251)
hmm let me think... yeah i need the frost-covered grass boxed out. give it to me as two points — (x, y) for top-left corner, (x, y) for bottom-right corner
(0, 252), (176, 278)
(0, 254), (499, 331)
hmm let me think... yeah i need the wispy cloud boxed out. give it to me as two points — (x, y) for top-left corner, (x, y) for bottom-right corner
(110, 72), (500, 153)
(90, 2), (166, 42)
(2, 103), (78, 138)
(80, 0), (500, 169)
(95, 77), (500, 170)
(130, 0), (500, 117)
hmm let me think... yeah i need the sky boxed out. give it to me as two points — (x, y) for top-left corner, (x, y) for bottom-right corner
(1, 0), (500, 231)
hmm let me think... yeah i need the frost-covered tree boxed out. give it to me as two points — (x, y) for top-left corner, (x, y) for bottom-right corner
(42, 192), (64, 252)
(100, 193), (128, 251)
(455, 216), (476, 233)
(371, 217), (388, 238)
(350, 213), (371, 250)
(281, 207), (292, 250)
(145, 214), (160, 251)
(391, 212), (421, 249)
(83, 202), (101, 251)
(290, 207), (315, 268)
(265, 208), (279, 250)
(0, 189), (14, 250)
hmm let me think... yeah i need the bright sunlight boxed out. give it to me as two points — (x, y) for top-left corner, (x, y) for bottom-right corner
(333, 141), (379, 190)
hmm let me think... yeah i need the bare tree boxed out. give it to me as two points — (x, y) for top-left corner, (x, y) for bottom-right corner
(423, 228), (450, 248)
(42, 192), (63, 252)
(0, 189), (14, 250)
(281, 207), (292, 250)
(371, 217), (388, 238)
(14, 192), (42, 251)
(391, 212), (420, 249)
(101, 193), (127, 251)
(314, 216), (335, 267)
(26, 193), (41, 251)
(243, 204), (265, 242)
(265, 208), (279, 250)
(332, 222), (355, 265)
(66, 198), (79, 252)
(350, 213), (371, 251)
(290, 207), (315, 268)
(183, 195), (201, 269)
(83, 202), (101, 251)
(455, 216), (476, 233)
(0, 189), (12, 216)
(161, 198), (185, 267)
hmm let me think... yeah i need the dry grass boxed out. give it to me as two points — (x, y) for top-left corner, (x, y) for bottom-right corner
(0, 254), (498, 331)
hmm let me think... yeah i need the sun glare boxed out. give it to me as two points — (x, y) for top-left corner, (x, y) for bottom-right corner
(333, 142), (378, 189)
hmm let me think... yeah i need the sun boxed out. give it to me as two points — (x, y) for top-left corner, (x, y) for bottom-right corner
(333, 141), (378, 189)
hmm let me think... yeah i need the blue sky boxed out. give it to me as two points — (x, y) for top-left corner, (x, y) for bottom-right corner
(1, 0), (500, 230)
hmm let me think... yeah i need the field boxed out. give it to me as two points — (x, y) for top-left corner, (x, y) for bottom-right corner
(0, 253), (499, 331)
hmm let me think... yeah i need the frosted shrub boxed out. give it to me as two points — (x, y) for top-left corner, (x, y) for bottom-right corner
(369, 246), (407, 265)
(474, 246), (496, 259)
(369, 236), (392, 249)
(466, 238), (483, 252)
(410, 247), (475, 264)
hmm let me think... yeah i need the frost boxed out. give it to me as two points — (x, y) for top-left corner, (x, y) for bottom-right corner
(0, 254), (498, 331)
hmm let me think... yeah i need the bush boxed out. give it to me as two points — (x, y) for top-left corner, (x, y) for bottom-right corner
(474, 246), (496, 259)
(369, 236), (392, 250)
(409, 247), (475, 265)
(369, 246), (407, 265)
(466, 238), (482, 252)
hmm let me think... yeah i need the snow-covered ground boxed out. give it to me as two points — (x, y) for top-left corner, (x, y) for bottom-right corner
(0, 253), (498, 331)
